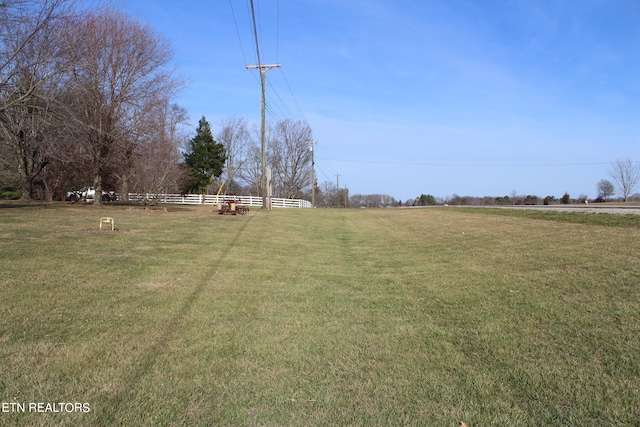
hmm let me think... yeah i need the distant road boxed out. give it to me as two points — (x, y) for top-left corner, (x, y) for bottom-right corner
(482, 205), (640, 215)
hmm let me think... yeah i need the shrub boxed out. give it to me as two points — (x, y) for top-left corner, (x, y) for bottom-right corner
(495, 195), (511, 205)
(415, 194), (436, 206)
(0, 190), (21, 200)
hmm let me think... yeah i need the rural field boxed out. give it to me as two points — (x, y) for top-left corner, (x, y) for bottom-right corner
(1, 203), (639, 426)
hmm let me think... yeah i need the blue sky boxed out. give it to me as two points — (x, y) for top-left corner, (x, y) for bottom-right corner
(123, 0), (640, 202)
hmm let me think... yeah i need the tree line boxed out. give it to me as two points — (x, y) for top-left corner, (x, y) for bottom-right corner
(0, 1), (183, 204)
(4, 1), (637, 207)
(196, 115), (315, 201)
(0, 0), (317, 205)
(409, 159), (640, 207)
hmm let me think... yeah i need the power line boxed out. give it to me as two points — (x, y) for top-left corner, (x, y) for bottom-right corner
(265, 103), (285, 124)
(228, 0), (248, 65)
(313, 143), (340, 183)
(323, 159), (628, 168)
(266, 79), (295, 119)
(278, 69), (306, 120)
(231, 0), (310, 126)
(234, 0), (331, 194)
(276, 0), (280, 63)
(243, 0), (260, 66)
(248, 0), (261, 66)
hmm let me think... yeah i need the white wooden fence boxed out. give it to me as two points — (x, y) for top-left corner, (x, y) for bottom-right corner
(128, 193), (312, 208)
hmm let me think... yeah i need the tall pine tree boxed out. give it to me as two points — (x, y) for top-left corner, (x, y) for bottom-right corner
(183, 116), (226, 194)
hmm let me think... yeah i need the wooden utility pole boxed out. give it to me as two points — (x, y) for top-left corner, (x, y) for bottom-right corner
(336, 173), (341, 208)
(246, 63), (280, 209)
(308, 141), (316, 208)
(266, 167), (272, 208)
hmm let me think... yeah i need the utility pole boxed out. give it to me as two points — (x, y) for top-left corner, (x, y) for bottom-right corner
(246, 63), (281, 209)
(308, 141), (316, 207)
(266, 167), (272, 208)
(336, 173), (340, 208)
(344, 184), (348, 208)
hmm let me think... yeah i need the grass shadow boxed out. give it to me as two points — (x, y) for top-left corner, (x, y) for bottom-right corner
(94, 212), (258, 424)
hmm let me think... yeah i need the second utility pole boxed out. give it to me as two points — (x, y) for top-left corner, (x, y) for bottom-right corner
(246, 63), (280, 209)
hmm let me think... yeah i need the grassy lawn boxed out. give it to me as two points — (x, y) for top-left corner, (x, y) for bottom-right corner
(1, 203), (639, 426)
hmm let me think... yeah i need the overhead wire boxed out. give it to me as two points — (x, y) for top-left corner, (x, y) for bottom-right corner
(229, 0), (248, 66)
(320, 159), (626, 168)
(264, 104), (284, 124)
(266, 80), (295, 119)
(278, 69), (306, 121)
(276, 0), (280, 63)
(230, 0), (264, 107)
(235, 0), (303, 125)
(256, 0), (267, 63)
(233, 2), (632, 192)
(231, 0), (341, 187)
(240, 1), (258, 66)
(313, 143), (339, 183)
(248, 0), (261, 66)
(315, 161), (336, 184)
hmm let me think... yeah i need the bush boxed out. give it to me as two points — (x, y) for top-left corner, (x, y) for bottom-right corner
(0, 190), (21, 200)
(495, 195), (511, 205)
(561, 193), (570, 204)
(415, 194), (436, 206)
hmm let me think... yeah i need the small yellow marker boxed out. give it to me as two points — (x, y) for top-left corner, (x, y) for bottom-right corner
(100, 217), (115, 231)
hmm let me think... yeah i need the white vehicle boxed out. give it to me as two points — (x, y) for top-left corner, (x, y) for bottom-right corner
(66, 187), (118, 202)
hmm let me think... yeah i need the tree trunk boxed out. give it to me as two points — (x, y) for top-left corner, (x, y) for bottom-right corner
(94, 171), (102, 206)
(120, 174), (130, 202)
(43, 178), (53, 201)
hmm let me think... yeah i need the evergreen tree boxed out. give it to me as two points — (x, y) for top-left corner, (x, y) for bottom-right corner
(415, 194), (436, 206)
(183, 116), (226, 194)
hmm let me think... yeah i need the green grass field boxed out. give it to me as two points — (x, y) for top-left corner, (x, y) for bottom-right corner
(1, 203), (639, 426)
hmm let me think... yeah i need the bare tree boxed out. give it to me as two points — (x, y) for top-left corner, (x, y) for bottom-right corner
(127, 100), (188, 197)
(317, 180), (336, 208)
(596, 179), (615, 202)
(60, 7), (180, 205)
(0, 90), (54, 198)
(0, 0), (77, 113)
(351, 193), (396, 208)
(0, 134), (16, 190)
(0, 0), (79, 199)
(241, 141), (263, 196)
(609, 158), (640, 202)
(216, 116), (250, 194)
(268, 119), (313, 199)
